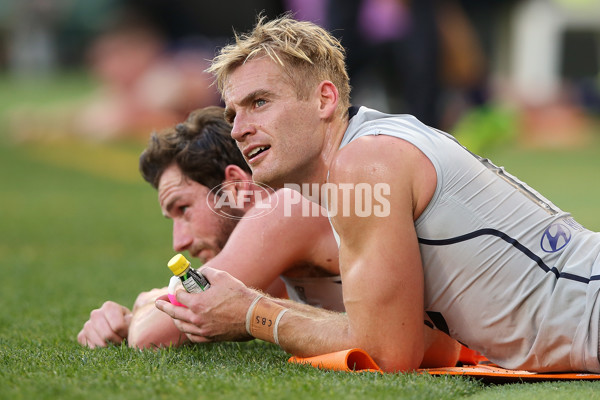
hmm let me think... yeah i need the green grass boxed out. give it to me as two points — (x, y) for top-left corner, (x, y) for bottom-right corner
(2, 73), (600, 398)
(0, 136), (486, 400)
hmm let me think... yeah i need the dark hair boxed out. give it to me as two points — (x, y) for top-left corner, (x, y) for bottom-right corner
(139, 106), (250, 189)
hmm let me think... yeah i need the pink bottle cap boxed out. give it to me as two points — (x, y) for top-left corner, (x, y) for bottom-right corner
(167, 293), (187, 308)
(168, 276), (187, 307)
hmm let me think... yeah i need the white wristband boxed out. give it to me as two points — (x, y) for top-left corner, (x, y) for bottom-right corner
(273, 309), (289, 346)
(245, 294), (264, 336)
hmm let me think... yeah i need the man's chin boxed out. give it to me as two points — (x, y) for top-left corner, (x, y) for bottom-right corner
(196, 249), (216, 264)
(197, 252), (215, 265)
(252, 171), (285, 190)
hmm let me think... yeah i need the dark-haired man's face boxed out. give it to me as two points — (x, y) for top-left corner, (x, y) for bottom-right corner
(158, 164), (240, 263)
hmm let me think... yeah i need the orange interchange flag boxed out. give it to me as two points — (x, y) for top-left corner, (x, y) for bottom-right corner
(288, 348), (381, 373)
(288, 348), (600, 382)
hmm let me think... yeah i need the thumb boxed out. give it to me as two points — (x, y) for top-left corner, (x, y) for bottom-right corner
(199, 266), (247, 289)
(123, 312), (132, 328)
(112, 306), (132, 339)
(197, 266), (220, 282)
(175, 287), (200, 306)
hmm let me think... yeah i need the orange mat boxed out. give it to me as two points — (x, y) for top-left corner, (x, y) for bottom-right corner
(288, 348), (600, 382)
(289, 348), (381, 373)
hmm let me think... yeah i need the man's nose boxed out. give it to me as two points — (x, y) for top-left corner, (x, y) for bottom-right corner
(230, 112), (254, 142)
(172, 220), (192, 252)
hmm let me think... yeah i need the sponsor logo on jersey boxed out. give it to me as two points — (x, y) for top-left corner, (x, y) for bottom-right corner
(540, 222), (571, 253)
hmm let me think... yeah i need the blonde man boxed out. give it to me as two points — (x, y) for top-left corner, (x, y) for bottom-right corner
(156, 17), (463, 371)
(155, 16), (600, 374)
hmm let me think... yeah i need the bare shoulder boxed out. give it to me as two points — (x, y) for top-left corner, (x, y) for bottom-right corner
(332, 135), (431, 177)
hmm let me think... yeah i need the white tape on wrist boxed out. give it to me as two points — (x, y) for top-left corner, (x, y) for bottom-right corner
(245, 294), (264, 336)
(273, 308), (289, 346)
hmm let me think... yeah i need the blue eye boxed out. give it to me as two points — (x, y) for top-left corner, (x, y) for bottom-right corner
(255, 99), (267, 107)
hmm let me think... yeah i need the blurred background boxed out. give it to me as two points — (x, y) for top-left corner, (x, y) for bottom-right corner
(0, 0), (598, 149)
(0, 1), (600, 360)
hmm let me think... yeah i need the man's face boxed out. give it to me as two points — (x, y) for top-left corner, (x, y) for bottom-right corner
(223, 57), (323, 188)
(158, 164), (239, 263)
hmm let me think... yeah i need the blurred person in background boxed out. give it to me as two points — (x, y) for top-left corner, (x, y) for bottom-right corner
(326, 0), (488, 131)
(73, 14), (220, 139)
(5, 8), (221, 141)
(327, 0), (442, 127)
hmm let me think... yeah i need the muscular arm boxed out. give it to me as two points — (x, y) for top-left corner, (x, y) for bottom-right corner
(326, 135), (437, 371)
(274, 297), (459, 367)
(156, 136), (460, 370)
(157, 269), (458, 368)
(263, 138), (428, 370)
(129, 190), (338, 349)
(262, 136), (443, 370)
(207, 188), (339, 287)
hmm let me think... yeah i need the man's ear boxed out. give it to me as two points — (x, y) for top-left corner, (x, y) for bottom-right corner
(223, 165), (252, 196)
(317, 81), (339, 119)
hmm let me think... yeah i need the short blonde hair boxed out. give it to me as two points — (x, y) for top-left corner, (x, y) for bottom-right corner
(208, 14), (351, 112)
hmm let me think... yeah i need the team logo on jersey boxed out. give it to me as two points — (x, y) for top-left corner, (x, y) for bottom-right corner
(540, 222), (571, 253)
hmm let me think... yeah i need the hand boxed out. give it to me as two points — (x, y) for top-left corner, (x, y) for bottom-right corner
(132, 287), (169, 312)
(77, 301), (132, 348)
(155, 267), (257, 343)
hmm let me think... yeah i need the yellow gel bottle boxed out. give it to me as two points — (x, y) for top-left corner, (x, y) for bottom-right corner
(167, 254), (210, 293)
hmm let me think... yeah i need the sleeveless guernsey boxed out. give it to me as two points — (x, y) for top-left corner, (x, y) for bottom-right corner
(333, 106), (600, 372)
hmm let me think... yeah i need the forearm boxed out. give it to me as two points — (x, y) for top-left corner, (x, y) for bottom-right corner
(128, 302), (188, 348)
(129, 289), (188, 349)
(252, 296), (354, 357)
(253, 297), (460, 368)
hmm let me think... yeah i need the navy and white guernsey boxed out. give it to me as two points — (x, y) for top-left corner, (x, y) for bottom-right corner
(333, 106), (600, 372)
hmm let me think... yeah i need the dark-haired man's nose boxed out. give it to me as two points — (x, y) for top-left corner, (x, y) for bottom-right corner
(172, 220), (192, 252)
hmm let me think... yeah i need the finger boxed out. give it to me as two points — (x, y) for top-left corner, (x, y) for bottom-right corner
(103, 303), (131, 338)
(186, 333), (211, 343)
(89, 308), (126, 344)
(133, 287), (169, 310)
(86, 324), (107, 348)
(175, 289), (197, 306)
(79, 320), (108, 348)
(198, 266), (245, 289)
(197, 266), (219, 282)
(124, 312), (132, 328)
(148, 287), (169, 296)
(156, 293), (170, 302)
(172, 318), (209, 341)
(77, 329), (88, 346)
(156, 299), (209, 341)
(155, 299), (188, 320)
